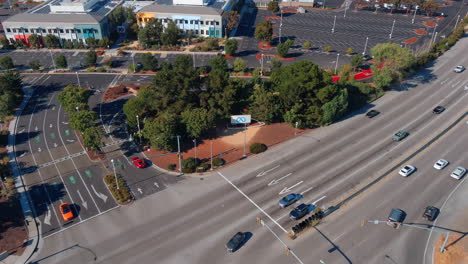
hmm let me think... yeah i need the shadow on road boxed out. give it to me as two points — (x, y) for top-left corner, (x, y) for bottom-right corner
(314, 226), (353, 263)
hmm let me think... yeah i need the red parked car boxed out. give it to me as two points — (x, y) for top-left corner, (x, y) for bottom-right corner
(131, 157), (146, 168)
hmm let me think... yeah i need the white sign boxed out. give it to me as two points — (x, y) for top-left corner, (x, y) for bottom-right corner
(231, 115), (251, 125)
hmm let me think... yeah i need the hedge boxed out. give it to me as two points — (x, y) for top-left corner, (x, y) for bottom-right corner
(104, 174), (132, 204)
(182, 157), (200, 173)
(213, 158), (225, 167)
(250, 142), (268, 154)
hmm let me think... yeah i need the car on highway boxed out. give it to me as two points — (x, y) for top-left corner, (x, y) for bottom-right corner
(422, 206), (439, 221)
(399, 165), (416, 177)
(392, 131), (409, 141)
(433, 159), (449, 170)
(226, 232), (246, 252)
(279, 193), (302, 208)
(59, 203), (74, 221)
(387, 208), (405, 228)
(131, 157), (146, 168)
(366, 109), (380, 118)
(454, 65), (465, 73)
(432, 106), (445, 114)
(290, 203), (312, 220)
(450, 166), (466, 180)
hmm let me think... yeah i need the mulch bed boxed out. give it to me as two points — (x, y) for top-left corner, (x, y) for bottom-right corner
(0, 197), (27, 256)
(423, 21), (437, 28)
(265, 15), (281, 20)
(258, 41), (274, 50)
(283, 9), (297, 13)
(225, 54), (235, 59)
(102, 85), (135, 103)
(436, 16), (446, 21)
(402, 37), (419, 44)
(414, 29), (428, 35)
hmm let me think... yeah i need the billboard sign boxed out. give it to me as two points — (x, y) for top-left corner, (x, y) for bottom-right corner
(231, 115), (251, 125)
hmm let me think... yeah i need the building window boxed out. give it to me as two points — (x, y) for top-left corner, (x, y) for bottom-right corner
(200, 21), (204, 25)
(164, 19), (168, 23)
(66, 29), (69, 33)
(185, 20), (188, 24)
(138, 18), (143, 22)
(190, 20), (193, 24)
(200, 29), (204, 34)
(61, 38), (66, 43)
(13, 29), (17, 33)
(215, 21), (219, 25)
(71, 29), (75, 33)
(195, 20), (198, 25)
(59, 29), (64, 33)
(195, 30), (198, 34)
(76, 29), (81, 33)
(24, 28), (29, 33)
(6, 28), (11, 32)
(9, 38), (14, 43)
(216, 30), (219, 36)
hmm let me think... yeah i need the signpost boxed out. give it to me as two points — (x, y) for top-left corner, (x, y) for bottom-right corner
(231, 115), (251, 158)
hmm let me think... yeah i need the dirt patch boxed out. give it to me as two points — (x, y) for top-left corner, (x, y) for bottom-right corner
(434, 233), (468, 264)
(423, 21), (438, 28)
(258, 41), (274, 50)
(283, 8), (297, 13)
(225, 54), (235, 59)
(402, 37), (419, 44)
(103, 85), (138, 103)
(415, 29), (428, 35)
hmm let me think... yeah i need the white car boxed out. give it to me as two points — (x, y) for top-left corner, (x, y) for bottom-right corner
(450, 167), (466, 180)
(454, 65), (465, 73)
(399, 165), (416, 177)
(433, 159), (449, 170)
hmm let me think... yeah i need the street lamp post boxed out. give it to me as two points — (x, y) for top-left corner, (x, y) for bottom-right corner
(111, 159), (118, 190)
(131, 53), (136, 73)
(411, 9), (417, 24)
(243, 123), (247, 158)
(362, 36), (369, 55)
(331, 15), (337, 33)
(49, 50), (56, 71)
(344, 1), (349, 17)
(210, 141), (213, 171)
(322, 0), (326, 9)
(260, 54), (264, 77)
(279, 8), (283, 43)
(389, 19), (396, 39)
(76, 72), (80, 87)
(454, 14), (461, 29)
(334, 53), (340, 74)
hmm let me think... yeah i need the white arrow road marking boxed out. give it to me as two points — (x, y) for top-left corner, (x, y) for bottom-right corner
(91, 185), (108, 203)
(44, 209), (51, 225)
(279, 181), (303, 195)
(312, 195), (326, 205)
(154, 182), (159, 188)
(452, 81), (461, 88)
(38, 147), (42, 152)
(49, 124), (53, 128)
(66, 139), (75, 143)
(18, 128), (25, 133)
(268, 173), (292, 186)
(19, 152), (27, 158)
(35, 126), (38, 131)
(53, 143), (58, 148)
(62, 121), (68, 125)
(137, 188), (143, 194)
(77, 190), (88, 210)
(256, 165), (281, 177)
(52, 106), (56, 111)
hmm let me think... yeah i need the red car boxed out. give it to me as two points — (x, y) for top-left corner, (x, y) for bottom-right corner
(131, 157), (146, 168)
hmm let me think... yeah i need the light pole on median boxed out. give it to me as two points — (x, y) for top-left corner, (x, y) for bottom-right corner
(49, 49), (56, 71)
(389, 19), (396, 39)
(334, 53), (340, 74)
(131, 53), (136, 73)
(136, 115), (141, 135)
(454, 14), (461, 29)
(331, 15), (337, 33)
(411, 9), (417, 24)
(76, 72), (80, 87)
(279, 8), (283, 43)
(260, 54), (264, 77)
(344, 1), (349, 18)
(111, 159), (118, 190)
(362, 36), (369, 55)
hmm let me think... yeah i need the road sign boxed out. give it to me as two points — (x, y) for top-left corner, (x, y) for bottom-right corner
(230, 115), (251, 125)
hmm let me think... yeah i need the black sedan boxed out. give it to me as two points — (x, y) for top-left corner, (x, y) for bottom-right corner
(366, 109), (380, 118)
(290, 203), (313, 220)
(423, 206), (439, 221)
(226, 232), (246, 252)
(432, 106), (445, 114)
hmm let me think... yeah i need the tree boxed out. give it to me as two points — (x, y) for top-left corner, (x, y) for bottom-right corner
(43, 34), (60, 48)
(370, 42), (414, 77)
(0, 56), (14, 69)
(267, 1), (280, 12)
(57, 84), (90, 113)
(346, 48), (354, 55)
(321, 88), (348, 126)
(161, 21), (181, 46)
(29, 60), (41, 70)
(85, 49), (97, 67)
(83, 126), (104, 151)
(303, 41), (311, 50)
(0, 38), (13, 49)
(98, 38), (111, 49)
(142, 112), (180, 151)
(205, 37), (219, 50)
(123, 97), (147, 129)
(249, 84), (281, 124)
(69, 110), (97, 131)
(277, 39), (294, 57)
(271, 57), (282, 72)
(254, 20), (273, 42)
(224, 11), (240, 37)
(338, 64), (354, 80)
(373, 67), (395, 90)
(85, 37), (98, 48)
(422, 0), (440, 16)
(55, 54), (67, 69)
(141, 53), (158, 71)
(27, 34), (41, 48)
(0, 71), (23, 119)
(181, 108), (216, 138)
(350, 54), (364, 70)
(324, 46), (332, 53)
(224, 38), (238, 56)
(233, 58), (247, 72)
(63, 40), (74, 49)
(138, 19), (164, 48)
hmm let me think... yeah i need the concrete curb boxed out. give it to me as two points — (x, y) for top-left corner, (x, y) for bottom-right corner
(6, 85), (40, 264)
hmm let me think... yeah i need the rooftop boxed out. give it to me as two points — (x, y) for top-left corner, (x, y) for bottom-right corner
(138, 0), (229, 15)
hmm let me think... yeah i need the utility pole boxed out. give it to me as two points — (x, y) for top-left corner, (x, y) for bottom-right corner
(362, 36), (369, 55)
(177, 136), (182, 172)
(331, 15), (337, 33)
(294, 121), (298, 136)
(389, 19), (396, 39)
(111, 159), (118, 189)
(334, 53), (340, 74)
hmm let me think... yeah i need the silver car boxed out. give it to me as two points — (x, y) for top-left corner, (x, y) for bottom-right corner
(454, 65), (465, 73)
(433, 159), (449, 170)
(450, 167), (466, 180)
(399, 165), (416, 177)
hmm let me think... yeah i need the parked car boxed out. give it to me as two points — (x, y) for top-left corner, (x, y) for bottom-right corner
(433, 159), (449, 170)
(59, 203), (74, 221)
(387, 208), (405, 228)
(226, 232), (246, 252)
(366, 109), (380, 118)
(279, 193), (302, 208)
(392, 131), (409, 141)
(450, 166), (466, 180)
(399, 165), (416, 177)
(454, 65), (465, 73)
(131, 157), (146, 168)
(432, 106), (445, 114)
(290, 203), (313, 220)
(363, 54), (373, 61)
(423, 206), (439, 221)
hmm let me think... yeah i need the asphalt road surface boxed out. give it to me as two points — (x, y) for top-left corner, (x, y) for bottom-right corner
(28, 33), (468, 263)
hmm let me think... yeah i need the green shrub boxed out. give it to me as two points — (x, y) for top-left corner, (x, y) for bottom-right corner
(96, 67), (106, 72)
(182, 157), (200, 173)
(167, 164), (176, 171)
(212, 158), (225, 167)
(250, 142), (267, 154)
(104, 174), (132, 204)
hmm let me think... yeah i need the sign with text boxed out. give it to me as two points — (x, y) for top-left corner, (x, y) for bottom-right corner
(231, 115), (251, 124)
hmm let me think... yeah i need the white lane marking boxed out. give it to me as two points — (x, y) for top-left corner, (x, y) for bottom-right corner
(66, 139), (75, 143)
(18, 128), (25, 133)
(44, 210), (51, 225)
(300, 186), (314, 195)
(451, 80), (461, 88)
(35, 126), (38, 131)
(268, 173), (292, 186)
(154, 182), (159, 188)
(256, 165), (281, 177)
(53, 143), (58, 148)
(312, 195), (326, 205)
(19, 152), (27, 158)
(91, 185), (108, 203)
(62, 121), (68, 125)
(52, 106), (55, 111)
(137, 188), (143, 194)
(334, 232), (346, 241)
(38, 147), (42, 152)
(279, 181), (304, 195)
(49, 124), (53, 128)
(76, 190), (88, 210)
(217, 172), (288, 233)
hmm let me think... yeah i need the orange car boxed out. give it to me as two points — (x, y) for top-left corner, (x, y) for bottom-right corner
(59, 203), (74, 221)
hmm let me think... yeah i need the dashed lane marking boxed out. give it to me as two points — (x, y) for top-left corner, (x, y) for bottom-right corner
(35, 151), (87, 169)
